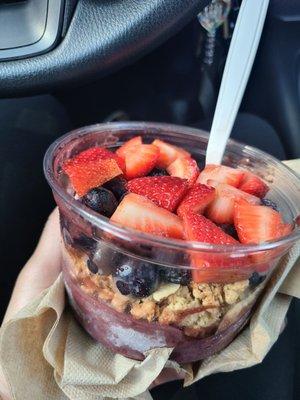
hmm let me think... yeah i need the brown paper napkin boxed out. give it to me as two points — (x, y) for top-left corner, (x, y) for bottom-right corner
(0, 160), (299, 400)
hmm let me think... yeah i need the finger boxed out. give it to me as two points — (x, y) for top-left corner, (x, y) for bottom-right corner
(2, 208), (61, 324)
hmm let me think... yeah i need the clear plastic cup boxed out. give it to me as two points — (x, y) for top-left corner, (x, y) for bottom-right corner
(44, 122), (300, 363)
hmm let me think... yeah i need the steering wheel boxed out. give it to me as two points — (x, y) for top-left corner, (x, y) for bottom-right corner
(0, 0), (209, 96)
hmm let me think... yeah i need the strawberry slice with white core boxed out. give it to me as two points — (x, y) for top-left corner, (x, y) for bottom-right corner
(238, 171), (269, 198)
(121, 144), (159, 180)
(177, 183), (215, 218)
(234, 203), (292, 244)
(152, 139), (190, 168)
(110, 193), (184, 239)
(116, 136), (142, 159)
(127, 176), (188, 212)
(197, 164), (244, 187)
(206, 182), (260, 224)
(183, 212), (251, 283)
(167, 157), (200, 187)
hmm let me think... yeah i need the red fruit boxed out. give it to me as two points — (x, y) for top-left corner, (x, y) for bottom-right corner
(116, 136), (142, 159)
(183, 213), (250, 283)
(127, 176), (188, 212)
(177, 184), (215, 218)
(183, 213), (239, 246)
(70, 146), (125, 172)
(239, 171), (269, 198)
(206, 182), (260, 224)
(110, 193), (184, 238)
(197, 164), (244, 188)
(152, 139), (190, 168)
(121, 144), (160, 180)
(63, 157), (122, 197)
(234, 203), (292, 244)
(167, 157), (200, 187)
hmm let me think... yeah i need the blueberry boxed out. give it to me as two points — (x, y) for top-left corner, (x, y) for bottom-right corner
(73, 234), (97, 254)
(116, 280), (131, 296)
(114, 260), (159, 298)
(83, 187), (118, 217)
(91, 244), (123, 275)
(148, 168), (169, 177)
(87, 259), (98, 274)
(103, 177), (127, 201)
(131, 265), (159, 297)
(160, 267), (191, 285)
(261, 198), (278, 211)
(249, 272), (266, 287)
(218, 224), (239, 240)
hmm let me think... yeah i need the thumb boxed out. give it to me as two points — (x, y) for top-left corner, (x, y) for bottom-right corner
(2, 208), (61, 325)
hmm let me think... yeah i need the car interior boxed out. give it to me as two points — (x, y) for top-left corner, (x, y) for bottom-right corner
(0, 0), (299, 399)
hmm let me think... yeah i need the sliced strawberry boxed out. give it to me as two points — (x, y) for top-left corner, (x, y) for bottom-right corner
(126, 176), (188, 212)
(183, 212), (239, 246)
(121, 144), (159, 180)
(197, 164), (244, 188)
(177, 183), (215, 218)
(167, 157), (200, 187)
(206, 182), (260, 224)
(63, 157), (122, 197)
(110, 193), (184, 238)
(69, 146), (125, 172)
(152, 139), (190, 168)
(191, 268), (252, 284)
(234, 203), (292, 244)
(183, 213), (251, 283)
(239, 171), (269, 198)
(116, 136), (142, 159)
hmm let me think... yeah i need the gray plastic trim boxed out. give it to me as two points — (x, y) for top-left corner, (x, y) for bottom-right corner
(0, 0), (64, 61)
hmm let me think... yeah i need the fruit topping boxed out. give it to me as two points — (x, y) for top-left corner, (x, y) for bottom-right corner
(159, 267), (191, 285)
(148, 168), (169, 177)
(110, 193), (184, 238)
(127, 176), (188, 212)
(87, 259), (99, 274)
(73, 234), (97, 254)
(91, 245), (123, 275)
(249, 272), (266, 287)
(197, 164), (244, 187)
(183, 212), (239, 247)
(217, 223), (239, 240)
(167, 157), (200, 187)
(261, 198), (278, 211)
(63, 150), (123, 196)
(103, 176), (128, 200)
(177, 183), (215, 218)
(206, 182), (260, 224)
(114, 260), (159, 298)
(82, 187), (118, 217)
(183, 213), (250, 283)
(121, 144), (160, 180)
(238, 171), (269, 198)
(234, 203), (292, 244)
(152, 139), (190, 168)
(116, 136), (142, 158)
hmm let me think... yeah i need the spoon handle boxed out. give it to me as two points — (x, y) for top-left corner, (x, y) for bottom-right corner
(206, 0), (269, 165)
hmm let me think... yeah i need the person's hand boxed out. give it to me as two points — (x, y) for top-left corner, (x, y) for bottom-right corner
(0, 208), (61, 400)
(0, 208), (184, 399)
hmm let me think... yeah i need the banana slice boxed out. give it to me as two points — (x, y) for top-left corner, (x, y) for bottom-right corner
(152, 283), (180, 302)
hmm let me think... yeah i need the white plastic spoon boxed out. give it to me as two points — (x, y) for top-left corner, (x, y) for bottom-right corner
(205, 0), (270, 165)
